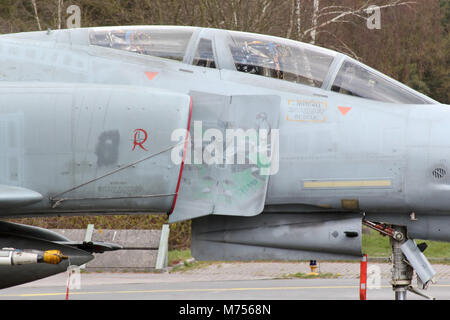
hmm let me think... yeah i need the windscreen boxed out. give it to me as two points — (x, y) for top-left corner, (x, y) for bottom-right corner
(331, 60), (430, 104)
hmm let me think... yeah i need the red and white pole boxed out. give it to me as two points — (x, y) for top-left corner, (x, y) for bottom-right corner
(360, 254), (368, 300)
(66, 266), (72, 300)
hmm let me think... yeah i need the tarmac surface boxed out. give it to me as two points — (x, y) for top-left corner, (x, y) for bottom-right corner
(1, 261), (450, 300)
(1, 276), (450, 300)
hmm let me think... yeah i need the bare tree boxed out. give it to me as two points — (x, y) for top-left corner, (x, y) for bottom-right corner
(283, 0), (416, 59)
(302, 0), (416, 43)
(57, 0), (63, 29)
(296, 0), (301, 38)
(31, 0), (42, 31)
(310, 0), (319, 44)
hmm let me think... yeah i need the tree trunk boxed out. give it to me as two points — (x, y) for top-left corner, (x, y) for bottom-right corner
(31, 0), (42, 31)
(310, 0), (319, 44)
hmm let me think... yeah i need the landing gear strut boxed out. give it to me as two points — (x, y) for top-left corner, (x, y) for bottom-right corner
(363, 219), (436, 300)
(389, 226), (413, 300)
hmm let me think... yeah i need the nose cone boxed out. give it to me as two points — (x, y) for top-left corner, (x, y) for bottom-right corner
(405, 104), (450, 212)
(0, 243), (93, 289)
(0, 230), (94, 289)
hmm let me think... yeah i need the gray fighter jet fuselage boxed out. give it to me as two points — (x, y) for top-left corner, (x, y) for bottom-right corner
(0, 26), (447, 298)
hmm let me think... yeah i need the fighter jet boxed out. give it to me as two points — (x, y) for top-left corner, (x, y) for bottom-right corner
(0, 26), (447, 299)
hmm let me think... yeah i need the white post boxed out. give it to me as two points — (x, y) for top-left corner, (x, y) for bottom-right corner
(80, 224), (94, 269)
(155, 224), (170, 271)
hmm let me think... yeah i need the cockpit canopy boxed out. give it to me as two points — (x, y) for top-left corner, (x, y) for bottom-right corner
(89, 26), (195, 62)
(227, 31), (335, 89)
(88, 26), (435, 105)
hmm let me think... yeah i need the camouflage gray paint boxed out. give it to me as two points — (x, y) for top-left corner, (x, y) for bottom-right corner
(0, 26), (448, 288)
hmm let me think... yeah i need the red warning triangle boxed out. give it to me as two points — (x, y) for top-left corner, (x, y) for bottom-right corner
(338, 106), (352, 116)
(145, 72), (159, 81)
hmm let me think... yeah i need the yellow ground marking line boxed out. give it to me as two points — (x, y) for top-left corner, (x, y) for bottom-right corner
(303, 180), (392, 188)
(3, 284), (450, 298)
(0, 285), (381, 298)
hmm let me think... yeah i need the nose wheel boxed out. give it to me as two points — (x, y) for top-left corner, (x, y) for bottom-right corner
(363, 219), (436, 300)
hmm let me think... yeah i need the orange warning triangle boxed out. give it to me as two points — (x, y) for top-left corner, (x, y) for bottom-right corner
(338, 106), (352, 116)
(145, 72), (159, 80)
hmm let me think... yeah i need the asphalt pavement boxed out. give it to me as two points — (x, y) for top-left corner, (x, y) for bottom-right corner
(1, 272), (449, 300)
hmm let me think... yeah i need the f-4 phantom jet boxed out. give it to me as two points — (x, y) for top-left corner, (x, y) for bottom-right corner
(0, 26), (447, 299)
